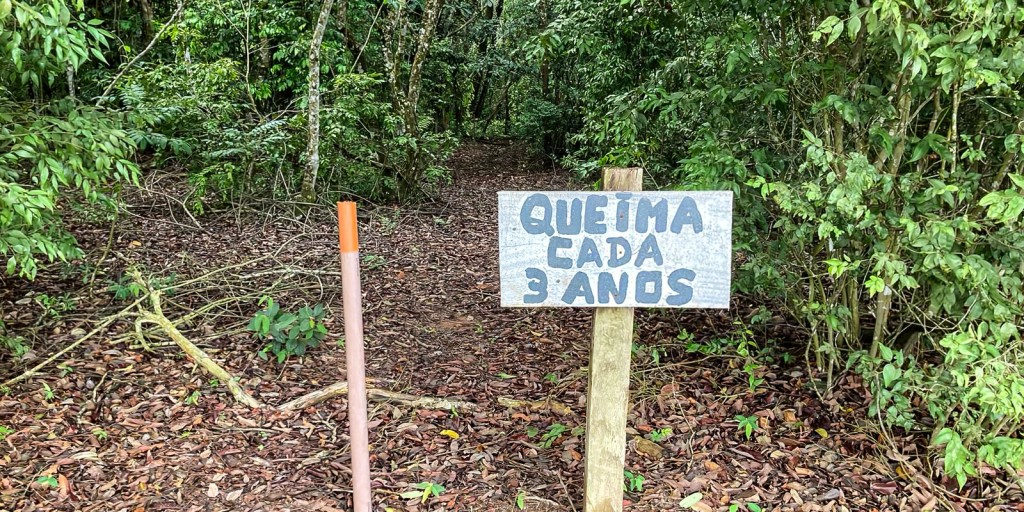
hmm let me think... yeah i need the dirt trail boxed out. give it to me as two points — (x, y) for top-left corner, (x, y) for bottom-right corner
(0, 142), (934, 511)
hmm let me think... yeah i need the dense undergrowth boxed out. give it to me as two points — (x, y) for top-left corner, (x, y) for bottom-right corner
(2, 0), (1022, 491)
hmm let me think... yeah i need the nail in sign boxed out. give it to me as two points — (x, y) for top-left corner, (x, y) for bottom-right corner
(497, 191), (733, 308)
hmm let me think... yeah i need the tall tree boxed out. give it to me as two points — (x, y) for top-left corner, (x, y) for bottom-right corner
(301, 0), (337, 202)
(381, 0), (443, 199)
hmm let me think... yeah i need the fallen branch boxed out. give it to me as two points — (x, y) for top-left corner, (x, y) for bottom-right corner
(367, 388), (478, 412)
(140, 307), (263, 409)
(136, 286), (475, 412)
(279, 380), (478, 412)
(123, 266), (479, 413)
(1, 295), (149, 389)
(498, 397), (575, 417)
(279, 380), (353, 411)
(126, 266), (262, 408)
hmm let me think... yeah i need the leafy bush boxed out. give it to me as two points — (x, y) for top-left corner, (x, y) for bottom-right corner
(2, 0), (139, 279)
(531, 0), (1024, 487)
(248, 297), (328, 363)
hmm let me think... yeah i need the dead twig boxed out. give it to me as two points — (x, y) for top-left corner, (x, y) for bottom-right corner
(1, 294), (148, 389)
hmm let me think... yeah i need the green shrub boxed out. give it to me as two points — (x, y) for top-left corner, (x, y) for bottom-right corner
(248, 297), (328, 363)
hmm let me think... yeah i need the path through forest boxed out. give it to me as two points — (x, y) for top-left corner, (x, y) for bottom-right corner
(0, 143), (958, 511)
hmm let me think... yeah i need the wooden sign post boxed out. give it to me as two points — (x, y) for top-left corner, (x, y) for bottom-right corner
(497, 168), (733, 512)
(585, 168), (641, 512)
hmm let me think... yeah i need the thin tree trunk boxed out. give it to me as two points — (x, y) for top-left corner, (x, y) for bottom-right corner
(66, 65), (75, 100)
(301, 0), (336, 203)
(382, 0), (443, 200)
(469, 0), (497, 120)
(138, 0), (155, 43)
(335, 0), (363, 72)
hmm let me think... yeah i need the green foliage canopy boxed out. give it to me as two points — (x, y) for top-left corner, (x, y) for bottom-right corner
(1, 0), (138, 279)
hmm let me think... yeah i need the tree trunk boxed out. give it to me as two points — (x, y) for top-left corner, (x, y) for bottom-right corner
(382, 0), (444, 200)
(469, 0), (503, 121)
(138, 0), (155, 43)
(334, 0), (364, 72)
(300, 0), (336, 203)
(66, 65), (75, 100)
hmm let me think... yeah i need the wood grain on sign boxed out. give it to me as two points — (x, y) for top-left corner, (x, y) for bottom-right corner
(497, 190), (733, 308)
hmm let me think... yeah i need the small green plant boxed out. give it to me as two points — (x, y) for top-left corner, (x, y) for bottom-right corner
(681, 330), (729, 355)
(526, 426), (539, 438)
(515, 490), (526, 509)
(107, 276), (144, 301)
(378, 212), (399, 235)
(743, 363), (765, 393)
(632, 342), (667, 365)
(36, 475), (58, 488)
(35, 293), (76, 319)
(728, 502), (762, 512)
(208, 378), (220, 388)
(57, 364), (74, 377)
(0, 425), (13, 441)
(184, 390), (201, 406)
(647, 427), (673, 442)
(0, 332), (29, 358)
(623, 470), (645, 492)
(248, 297), (328, 363)
(540, 423), (567, 448)
(650, 345), (666, 365)
(735, 414), (759, 440)
(748, 305), (772, 325)
(150, 273), (178, 292)
(543, 372), (559, 384)
(41, 382), (54, 401)
(91, 428), (108, 441)
(731, 320), (757, 358)
(400, 481), (445, 503)
(361, 253), (387, 270)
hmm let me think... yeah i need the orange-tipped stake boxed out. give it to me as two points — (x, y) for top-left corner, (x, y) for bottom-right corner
(337, 201), (371, 512)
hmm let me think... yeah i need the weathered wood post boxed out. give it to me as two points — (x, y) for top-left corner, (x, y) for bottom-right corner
(584, 167), (642, 512)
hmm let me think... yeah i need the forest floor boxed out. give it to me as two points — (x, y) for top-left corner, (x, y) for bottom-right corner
(1, 142), (1017, 512)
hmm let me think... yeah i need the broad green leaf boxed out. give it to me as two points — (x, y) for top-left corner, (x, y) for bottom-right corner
(882, 363), (900, 387)
(847, 15), (861, 40)
(827, 21), (844, 45)
(679, 492), (703, 508)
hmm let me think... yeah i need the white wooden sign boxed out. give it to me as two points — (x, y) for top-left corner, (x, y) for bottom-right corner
(497, 191), (733, 308)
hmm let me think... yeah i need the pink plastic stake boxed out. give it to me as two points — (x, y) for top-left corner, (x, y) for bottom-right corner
(337, 202), (371, 512)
